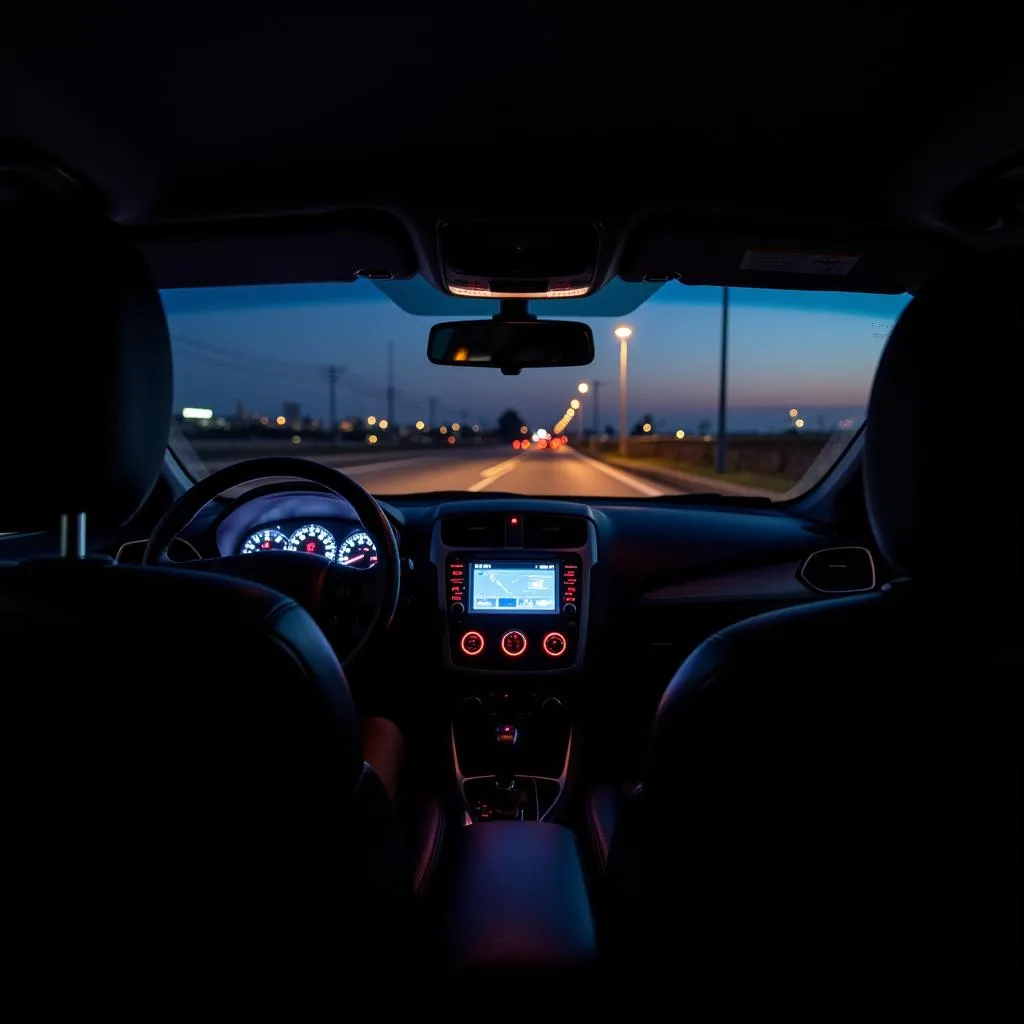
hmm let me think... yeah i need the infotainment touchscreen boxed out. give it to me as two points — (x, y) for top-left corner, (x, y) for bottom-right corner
(468, 561), (558, 613)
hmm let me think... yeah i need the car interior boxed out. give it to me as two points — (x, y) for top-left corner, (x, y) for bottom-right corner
(1, 10), (1021, 999)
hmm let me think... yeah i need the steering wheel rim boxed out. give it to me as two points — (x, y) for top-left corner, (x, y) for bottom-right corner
(142, 456), (401, 666)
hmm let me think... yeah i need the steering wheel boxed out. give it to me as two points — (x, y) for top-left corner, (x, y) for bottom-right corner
(142, 457), (401, 666)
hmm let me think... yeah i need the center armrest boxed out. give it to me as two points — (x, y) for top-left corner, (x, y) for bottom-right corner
(444, 822), (597, 969)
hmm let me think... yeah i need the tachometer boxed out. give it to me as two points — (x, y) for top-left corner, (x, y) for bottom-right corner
(337, 530), (379, 569)
(241, 528), (293, 555)
(288, 523), (337, 561)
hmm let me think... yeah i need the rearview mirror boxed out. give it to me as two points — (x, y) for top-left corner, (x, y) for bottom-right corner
(428, 318), (595, 375)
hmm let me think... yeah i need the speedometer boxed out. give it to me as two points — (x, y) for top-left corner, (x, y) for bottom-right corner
(241, 528), (294, 554)
(288, 523), (337, 561)
(337, 530), (378, 569)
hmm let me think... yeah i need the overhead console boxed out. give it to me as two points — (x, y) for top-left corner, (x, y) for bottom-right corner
(438, 221), (599, 299)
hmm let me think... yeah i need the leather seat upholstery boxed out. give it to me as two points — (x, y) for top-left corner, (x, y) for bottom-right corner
(589, 261), (1022, 996)
(1, 211), (438, 990)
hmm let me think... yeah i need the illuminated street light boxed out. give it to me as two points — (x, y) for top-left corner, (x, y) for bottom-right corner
(614, 326), (633, 455)
(675, 429), (686, 439)
(275, 415), (286, 426)
(182, 407), (213, 420)
(379, 418), (389, 429)
(520, 425), (529, 435)
(794, 418), (805, 428)
(452, 422), (461, 431)
(789, 408), (798, 418)
(570, 398), (580, 410)
(366, 415), (377, 426)
(415, 420), (425, 430)
(642, 422), (653, 433)
(439, 425), (448, 434)
(577, 382), (589, 394)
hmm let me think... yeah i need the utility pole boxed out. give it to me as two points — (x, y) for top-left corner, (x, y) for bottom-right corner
(428, 395), (438, 430)
(327, 365), (338, 435)
(386, 340), (395, 427)
(715, 286), (730, 473)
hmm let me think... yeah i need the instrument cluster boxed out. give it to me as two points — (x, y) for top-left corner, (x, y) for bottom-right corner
(239, 519), (378, 569)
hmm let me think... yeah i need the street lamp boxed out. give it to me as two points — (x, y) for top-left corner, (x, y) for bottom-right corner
(613, 326), (633, 455)
(577, 382), (589, 394)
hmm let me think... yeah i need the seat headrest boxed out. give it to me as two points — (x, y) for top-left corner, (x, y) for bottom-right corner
(0, 211), (171, 532)
(865, 257), (1024, 598)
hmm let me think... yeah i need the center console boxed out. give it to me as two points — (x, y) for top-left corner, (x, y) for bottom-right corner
(431, 505), (595, 823)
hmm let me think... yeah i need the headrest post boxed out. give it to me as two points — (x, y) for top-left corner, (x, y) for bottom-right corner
(59, 513), (87, 559)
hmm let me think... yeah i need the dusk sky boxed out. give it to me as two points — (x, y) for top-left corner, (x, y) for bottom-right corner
(162, 280), (910, 434)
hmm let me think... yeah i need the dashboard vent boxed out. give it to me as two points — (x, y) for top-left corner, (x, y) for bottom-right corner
(440, 514), (505, 547)
(799, 546), (876, 594)
(522, 514), (588, 549)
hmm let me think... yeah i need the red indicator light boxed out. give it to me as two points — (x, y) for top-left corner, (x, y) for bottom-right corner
(510, 517), (518, 525)
(305, 541), (317, 553)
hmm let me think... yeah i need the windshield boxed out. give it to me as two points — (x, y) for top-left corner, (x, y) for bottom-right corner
(164, 280), (908, 500)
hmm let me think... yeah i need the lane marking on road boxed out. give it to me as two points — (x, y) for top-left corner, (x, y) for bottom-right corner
(565, 448), (669, 497)
(468, 454), (526, 492)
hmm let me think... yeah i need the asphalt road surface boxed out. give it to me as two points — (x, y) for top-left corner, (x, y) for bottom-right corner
(203, 445), (682, 498)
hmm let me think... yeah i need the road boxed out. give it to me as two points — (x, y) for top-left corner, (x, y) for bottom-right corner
(203, 445), (681, 498)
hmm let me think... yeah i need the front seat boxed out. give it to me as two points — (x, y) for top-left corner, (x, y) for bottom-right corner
(1, 211), (432, 991)
(588, 261), (1021, 998)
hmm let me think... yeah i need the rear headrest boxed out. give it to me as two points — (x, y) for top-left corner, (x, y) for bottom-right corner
(865, 257), (1024, 600)
(0, 212), (171, 532)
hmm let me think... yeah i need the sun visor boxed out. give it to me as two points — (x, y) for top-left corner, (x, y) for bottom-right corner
(619, 220), (951, 294)
(134, 211), (417, 288)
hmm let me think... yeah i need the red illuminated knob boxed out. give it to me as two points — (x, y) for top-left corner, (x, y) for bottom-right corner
(542, 632), (567, 657)
(460, 631), (485, 656)
(500, 630), (528, 657)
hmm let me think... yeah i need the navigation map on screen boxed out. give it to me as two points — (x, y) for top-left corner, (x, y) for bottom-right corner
(469, 562), (557, 613)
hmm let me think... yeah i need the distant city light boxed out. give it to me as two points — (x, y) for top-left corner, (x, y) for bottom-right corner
(520, 425), (529, 434)
(379, 418), (389, 429)
(367, 434), (379, 444)
(642, 422), (653, 433)
(614, 325), (633, 341)
(471, 424), (479, 432)
(447, 435), (457, 445)
(291, 435), (302, 444)
(452, 422), (461, 431)
(275, 415), (286, 426)
(789, 408), (798, 418)
(570, 399), (580, 410)
(794, 418), (805, 428)
(439, 425), (448, 434)
(675, 429), (685, 439)
(415, 420), (426, 430)
(366, 415), (377, 426)
(181, 407), (213, 420)
(577, 382), (589, 394)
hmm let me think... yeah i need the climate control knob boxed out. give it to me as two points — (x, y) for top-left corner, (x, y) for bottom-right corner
(459, 630), (485, 656)
(500, 630), (528, 658)
(450, 601), (466, 617)
(562, 603), (577, 617)
(542, 631), (567, 657)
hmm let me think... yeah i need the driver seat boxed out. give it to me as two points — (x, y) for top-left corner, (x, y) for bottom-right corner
(1, 212), (432, 991)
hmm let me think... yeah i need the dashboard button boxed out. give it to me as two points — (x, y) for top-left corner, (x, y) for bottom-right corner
(450, 601), (466, 617)
(542, 632), (567, 657)
(460, 631), (485, 656)
(562, 603), (577, 617)
(500, 630), (528, 657)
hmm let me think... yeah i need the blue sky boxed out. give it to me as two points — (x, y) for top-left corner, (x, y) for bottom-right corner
(162, 280), (910, 433)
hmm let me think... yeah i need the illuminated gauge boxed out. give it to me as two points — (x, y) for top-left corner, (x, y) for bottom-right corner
(288, 523), (337, 561)
(240, 528), (294, 555)
(337, 530), (379, 569)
